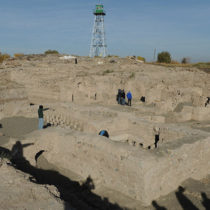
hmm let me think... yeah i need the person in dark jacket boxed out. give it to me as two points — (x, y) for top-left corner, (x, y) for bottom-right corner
(126, 91), (132, 106)
(117, 89), (122, 104)
(38, 105), (44, 129)
(121, 90), (126, 105)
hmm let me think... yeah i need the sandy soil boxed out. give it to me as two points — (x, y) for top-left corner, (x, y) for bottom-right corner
(1, 55), (210, 209)
(1, 116), (210, 209)
(0, 117), (37, 145)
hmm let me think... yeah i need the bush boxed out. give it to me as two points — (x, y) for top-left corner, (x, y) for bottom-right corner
(181, 57), (190, 64)
(0, 53), (10, 63)
(137, 56), (146, 62)
(157, 51), (171, 63)
(14, 53), (24, 58)
(44, 50), (59, 55)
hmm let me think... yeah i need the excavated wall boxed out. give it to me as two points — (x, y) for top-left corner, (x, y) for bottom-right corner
(43, 106), (189, 148)
(23, 128), (210, 205)
(8, 56), (210, 123)
(1, 56), (210, 207)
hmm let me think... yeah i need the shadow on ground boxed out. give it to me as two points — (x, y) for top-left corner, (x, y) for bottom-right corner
(0, 141), (127, 210)
(2, 141), (210, 210)
(152, 185), (210, 210)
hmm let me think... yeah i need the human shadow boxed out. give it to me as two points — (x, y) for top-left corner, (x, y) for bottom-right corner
(201, 192), (210, 210)
(175, 186), (199, 210)
(151, 200), (167, 210)
(0, 142), (33, 160)
(11, 141), (34, 158)
(5, 141), (127, 210)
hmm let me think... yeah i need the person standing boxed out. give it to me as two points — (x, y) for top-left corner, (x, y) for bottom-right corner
(38, 105), (44, 129)
(117, 89), (122, 104)
(122, 89), (126, 105)
(127, 91), (132, 106)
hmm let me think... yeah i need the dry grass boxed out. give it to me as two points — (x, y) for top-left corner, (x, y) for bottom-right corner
(147, 62), (191, 68)
(137, 56), (145, 62)
(193, 62), (210, 69)
(0, 53), (10, 63)
(147, 62), (210, 73)
(193, 62), (210, 73)
(14, 53), (24, 58)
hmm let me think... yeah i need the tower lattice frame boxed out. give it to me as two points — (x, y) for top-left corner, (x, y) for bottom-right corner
(89, 5), (107, 57)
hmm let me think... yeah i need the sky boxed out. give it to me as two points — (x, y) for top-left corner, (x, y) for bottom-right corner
(0, 0), (210, 62)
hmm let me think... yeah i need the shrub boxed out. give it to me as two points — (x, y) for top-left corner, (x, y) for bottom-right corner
(157, 51), (171, 63)
(137, 56), (146, 62)
(14, 53), (24, 58)
(107, 55), (119, 58)
(0, 53), (10, 63)
(44, 50), (59, 55)
(181, 57), (190, 64)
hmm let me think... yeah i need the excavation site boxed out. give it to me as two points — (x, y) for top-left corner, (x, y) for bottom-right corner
(1, 54), (210, 209)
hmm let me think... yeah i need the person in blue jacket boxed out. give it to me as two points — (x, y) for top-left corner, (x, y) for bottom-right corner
(126, 91), (132, 106)
(99, 130), (109, 138)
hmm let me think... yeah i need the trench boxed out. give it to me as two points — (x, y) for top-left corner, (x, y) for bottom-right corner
(44, 109), (189, 150)
(0, 117), (126, 209)
(1, 142), (127, 210)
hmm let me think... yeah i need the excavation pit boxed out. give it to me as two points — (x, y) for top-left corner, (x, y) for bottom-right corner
(22, 127), (210, 206)
(1, 55), (210, 208)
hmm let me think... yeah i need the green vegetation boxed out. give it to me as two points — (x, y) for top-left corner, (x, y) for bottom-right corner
(157, 51), (171, 63)
(44, 50), (59, 55)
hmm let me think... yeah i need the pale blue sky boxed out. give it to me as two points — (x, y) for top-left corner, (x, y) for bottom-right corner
(0, 0), (209, 62)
